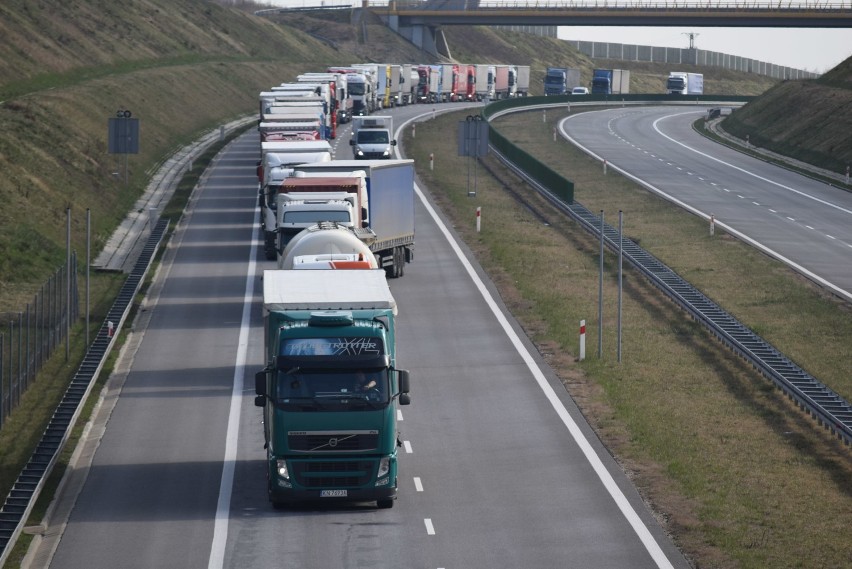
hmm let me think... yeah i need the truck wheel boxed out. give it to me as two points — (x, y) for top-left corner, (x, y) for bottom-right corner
(390, 248), (402, 279)
(377, 498), (394, 509)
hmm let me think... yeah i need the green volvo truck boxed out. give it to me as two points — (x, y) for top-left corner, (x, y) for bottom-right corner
(255, 269), (411, 509)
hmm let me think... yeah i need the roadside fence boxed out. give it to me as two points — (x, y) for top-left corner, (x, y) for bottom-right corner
(0, 254), (79, 429)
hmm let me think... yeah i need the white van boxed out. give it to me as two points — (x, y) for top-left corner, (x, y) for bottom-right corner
(571, 86), (589, 95)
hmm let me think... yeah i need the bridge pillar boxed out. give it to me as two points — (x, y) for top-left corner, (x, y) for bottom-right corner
(382, 14), (449, 59)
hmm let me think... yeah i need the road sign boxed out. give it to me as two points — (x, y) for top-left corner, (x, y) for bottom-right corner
(108, 113), (140, 154)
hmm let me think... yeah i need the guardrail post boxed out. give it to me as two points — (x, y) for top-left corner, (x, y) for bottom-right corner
(476, 207), (481, 233)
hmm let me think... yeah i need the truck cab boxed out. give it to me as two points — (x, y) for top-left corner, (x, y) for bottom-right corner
(256, 270), (411, 509)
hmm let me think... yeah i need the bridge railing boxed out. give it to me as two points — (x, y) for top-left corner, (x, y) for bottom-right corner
(383, 0), (852, 10)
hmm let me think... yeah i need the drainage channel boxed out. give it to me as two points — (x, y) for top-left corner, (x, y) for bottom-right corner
(495, 149), (852, 448)
(0, 218), (169, 561)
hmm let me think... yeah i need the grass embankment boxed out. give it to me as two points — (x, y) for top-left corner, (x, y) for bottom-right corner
(403, 108), (852, 568)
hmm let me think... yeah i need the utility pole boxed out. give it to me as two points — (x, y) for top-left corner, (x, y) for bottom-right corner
(682, 32), (699, 49)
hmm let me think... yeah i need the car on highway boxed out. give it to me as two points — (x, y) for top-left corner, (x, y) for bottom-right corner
(571, 86), (589, 95)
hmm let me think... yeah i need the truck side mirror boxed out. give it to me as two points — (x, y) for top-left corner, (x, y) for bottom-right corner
(391, 140), (397, 146)
(349, 139), (355, 146)
(254, 395), (266, 407)
(255, 370), (268, 397)
(397, 369), (410, 405)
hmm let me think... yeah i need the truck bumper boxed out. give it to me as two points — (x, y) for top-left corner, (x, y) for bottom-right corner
(269, 484), (397, 507)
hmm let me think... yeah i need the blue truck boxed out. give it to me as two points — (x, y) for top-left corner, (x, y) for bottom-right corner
(591, 68), (631, 95)
(543, 67), (581, 96)
(255, 269), (411, 509)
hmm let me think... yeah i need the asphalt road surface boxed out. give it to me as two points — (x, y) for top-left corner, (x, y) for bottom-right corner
(560, 106), (852, 302)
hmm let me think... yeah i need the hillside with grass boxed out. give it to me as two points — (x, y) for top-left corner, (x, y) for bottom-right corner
(721, 57), (852, 174)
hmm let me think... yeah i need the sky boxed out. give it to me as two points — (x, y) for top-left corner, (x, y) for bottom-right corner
(557, 27), (852, 74)
(258, 1), (852, 74)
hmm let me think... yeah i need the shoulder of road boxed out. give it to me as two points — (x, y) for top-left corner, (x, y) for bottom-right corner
(92, 115), (257, 273)
(706, 117), (848, 188)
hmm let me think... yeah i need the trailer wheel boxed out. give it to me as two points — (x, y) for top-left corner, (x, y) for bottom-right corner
(386, 248), (400, 279)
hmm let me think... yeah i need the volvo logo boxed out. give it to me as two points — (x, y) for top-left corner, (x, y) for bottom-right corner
(328, 438), (338, 447)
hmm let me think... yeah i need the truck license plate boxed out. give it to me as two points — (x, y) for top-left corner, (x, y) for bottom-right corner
(320, 489), (347, 498)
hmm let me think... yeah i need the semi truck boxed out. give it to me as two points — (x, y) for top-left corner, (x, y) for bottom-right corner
(474, 64), (495, 101)
(263, 101), (332, 139)
(440, 64), (459, 102)
(416, 65), (440, 103)
(666, 72), (704, 95)
(255, 269), (411, 509)
(291, 159), (415, 278)
(543, 67), (581, 96)
(512, 65), (530, 97)
(461, 64), (476, 101)
(258, 120), (322, 143)
(494, 65), (512, 99)
(398, 64), (415, 105)
(279, 222), (378, 270)
(328, 67), (371, 117)
(350, 116), (395, 160)
(297, 72), (352, 124)
(275, 173), (369, 251)
(591, 68), (631, 95)
(258, 140), (333, 259)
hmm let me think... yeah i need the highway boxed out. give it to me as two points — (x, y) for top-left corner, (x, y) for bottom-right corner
(559, 106), (852, 301)
(35, 103), (689, 568)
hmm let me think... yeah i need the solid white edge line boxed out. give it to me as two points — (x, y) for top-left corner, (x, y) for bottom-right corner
(409, 161), (675, 568)
(207, 202), (259, 569)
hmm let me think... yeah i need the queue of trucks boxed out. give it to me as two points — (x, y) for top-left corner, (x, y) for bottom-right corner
(253, 65), (422, 510)
(415, 63), (530, 103)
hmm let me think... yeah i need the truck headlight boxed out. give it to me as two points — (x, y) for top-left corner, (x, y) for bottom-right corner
(382, 149), (391, 157)
(355, 148), (364, 157)
(377, 457), (390, 479)
(276, 459), (290, 481)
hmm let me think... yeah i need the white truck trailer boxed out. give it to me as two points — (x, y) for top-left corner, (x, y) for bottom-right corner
(291, 159), (415, 278)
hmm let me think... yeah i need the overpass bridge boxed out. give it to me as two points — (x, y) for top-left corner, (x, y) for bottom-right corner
(365, 1), (852, 57)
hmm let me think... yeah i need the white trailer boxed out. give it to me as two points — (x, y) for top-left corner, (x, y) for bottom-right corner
(290, 159), (415, 278)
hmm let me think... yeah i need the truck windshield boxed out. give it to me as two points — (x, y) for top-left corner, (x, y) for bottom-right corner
(275, 369), (389, 409)
(282, 211), (351, 223)
(348, 83), (366, 96)
(357, 131), (389, 144)
(667, 78), (685, 89)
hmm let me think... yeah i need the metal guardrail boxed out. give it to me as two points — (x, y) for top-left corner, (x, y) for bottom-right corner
(485, 100), (852, 448)
(0, 218), (169, 565)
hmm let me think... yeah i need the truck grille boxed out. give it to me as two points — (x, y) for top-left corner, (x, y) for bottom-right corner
(288, 432), (379, 452)
(292, 460), (374, 488)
